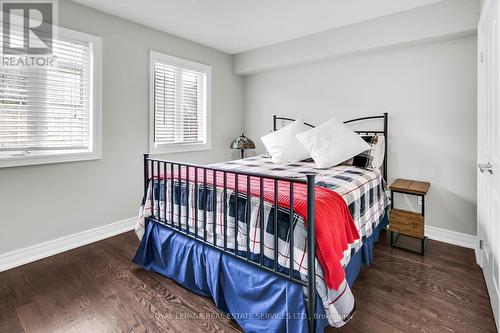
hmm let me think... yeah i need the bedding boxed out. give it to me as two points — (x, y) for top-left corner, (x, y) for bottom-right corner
(134, 214), (388, 333)
(135, 155), (388, 328)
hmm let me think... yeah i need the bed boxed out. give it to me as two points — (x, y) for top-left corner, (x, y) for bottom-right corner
(133, 114), (389, 332)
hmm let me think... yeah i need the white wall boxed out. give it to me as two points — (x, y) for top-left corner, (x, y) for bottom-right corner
(0, 0), (244, 255)
(243, 37), (477, 235)
(234, 0), (480, 75)
(0, 0), (478, 259)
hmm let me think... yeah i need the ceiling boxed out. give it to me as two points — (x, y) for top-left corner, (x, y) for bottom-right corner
(71, 0), (442, 54)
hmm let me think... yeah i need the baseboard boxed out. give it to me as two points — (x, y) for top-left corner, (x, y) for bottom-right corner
(0, 217), (136, 272)
(0, 219), (477, 272)
(425, 225), (476, 249)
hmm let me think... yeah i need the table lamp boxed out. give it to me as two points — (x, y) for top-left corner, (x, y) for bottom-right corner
(230, 133), (255, 159)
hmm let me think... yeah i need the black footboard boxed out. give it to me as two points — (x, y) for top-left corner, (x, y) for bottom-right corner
(142, 154), (318, 332)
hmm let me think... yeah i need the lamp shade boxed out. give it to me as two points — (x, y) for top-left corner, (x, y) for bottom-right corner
(230, 133), (255, 150)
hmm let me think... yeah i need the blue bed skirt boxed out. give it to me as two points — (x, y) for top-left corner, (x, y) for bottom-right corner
(133, 215), (388, 332)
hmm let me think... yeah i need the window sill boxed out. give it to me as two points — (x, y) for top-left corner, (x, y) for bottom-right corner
(0, 150), (102, 168)
(150, 142), (212, 155)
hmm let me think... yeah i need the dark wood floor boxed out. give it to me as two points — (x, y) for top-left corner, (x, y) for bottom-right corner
(0, 230), (496, 333)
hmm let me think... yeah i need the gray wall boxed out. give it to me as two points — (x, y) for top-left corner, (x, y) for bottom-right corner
(0, 0), (478, 257)
(233, 0), (479, 75)
(243, 37), (477, 235)
(0, 0), (244, 254)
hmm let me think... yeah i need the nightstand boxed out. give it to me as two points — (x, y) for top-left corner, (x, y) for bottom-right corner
(389, 178), (431, 255)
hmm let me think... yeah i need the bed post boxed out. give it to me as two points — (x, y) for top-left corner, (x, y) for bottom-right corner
(273, 114), (277, 131)
(143, 153), (149, 193)
(383, 112), (388, 180)
(306, 174), (316, 333)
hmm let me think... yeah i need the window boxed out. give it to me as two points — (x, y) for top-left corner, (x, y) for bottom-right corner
(0, 27), (102, 168)
(150, 51), (211, 154)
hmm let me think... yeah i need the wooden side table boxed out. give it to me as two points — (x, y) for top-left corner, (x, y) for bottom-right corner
(389, 178), (431, 255)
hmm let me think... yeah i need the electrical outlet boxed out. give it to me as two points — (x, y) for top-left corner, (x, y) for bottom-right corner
(417, 197), (422, 206)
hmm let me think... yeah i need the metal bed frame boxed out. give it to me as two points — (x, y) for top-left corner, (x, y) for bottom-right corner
(142, 113), (388, 333)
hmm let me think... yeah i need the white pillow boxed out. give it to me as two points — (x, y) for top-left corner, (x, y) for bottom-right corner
(344, 135), (385, 169)
(261, 118), (311, 163)
(296, 118), (371, 169)
(371, 135), (385, 169)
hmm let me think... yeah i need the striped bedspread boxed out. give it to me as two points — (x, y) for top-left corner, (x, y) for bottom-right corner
(135, 155), (389, 327)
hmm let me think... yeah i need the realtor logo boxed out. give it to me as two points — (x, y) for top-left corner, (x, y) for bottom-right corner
(2, 1), (55, 54)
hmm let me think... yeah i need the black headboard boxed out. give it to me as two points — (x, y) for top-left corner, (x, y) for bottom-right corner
(273, 113), (389, 180)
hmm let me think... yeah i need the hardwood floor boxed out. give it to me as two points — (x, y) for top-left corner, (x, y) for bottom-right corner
(0, 230), (496, 333)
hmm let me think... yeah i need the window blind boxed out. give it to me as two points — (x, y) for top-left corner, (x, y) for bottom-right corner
(154, 61), (206, 146)
(0, 37), (91, 152)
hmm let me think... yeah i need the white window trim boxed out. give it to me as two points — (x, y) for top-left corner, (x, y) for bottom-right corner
(0, 26), (103, 168)
(149, 50), (212, 155)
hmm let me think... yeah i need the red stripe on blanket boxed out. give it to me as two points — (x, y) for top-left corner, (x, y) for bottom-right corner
(154, 168), (360, 290)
